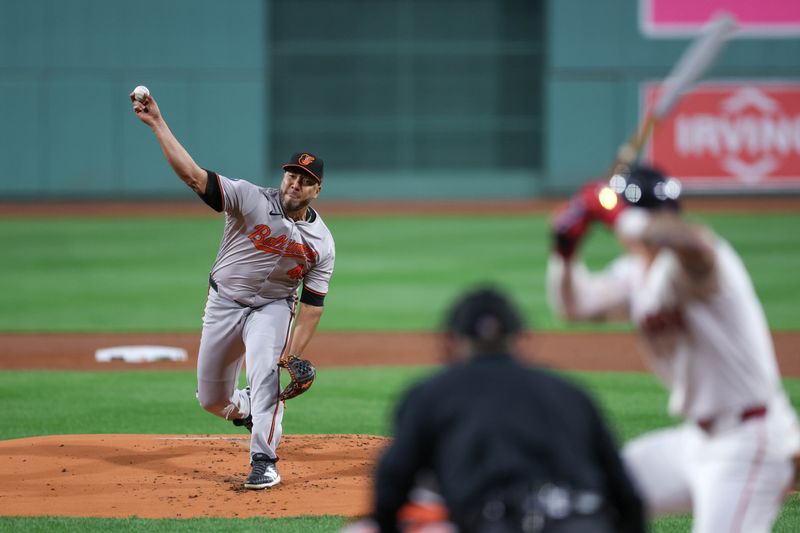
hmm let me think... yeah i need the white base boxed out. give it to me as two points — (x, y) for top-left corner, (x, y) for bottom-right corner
(95, 345), (188, 363)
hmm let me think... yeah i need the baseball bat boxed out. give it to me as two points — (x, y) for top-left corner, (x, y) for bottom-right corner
(608, 13), (738, 176)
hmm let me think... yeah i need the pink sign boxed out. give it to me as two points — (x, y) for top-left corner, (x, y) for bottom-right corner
(644, 82), (800, 190)
(641, 0), (800, 36)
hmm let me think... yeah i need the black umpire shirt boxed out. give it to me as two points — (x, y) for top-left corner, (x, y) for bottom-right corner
(373, 352), (645, 533)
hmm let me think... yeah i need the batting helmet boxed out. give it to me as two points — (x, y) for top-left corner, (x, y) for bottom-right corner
(609, 165), (682, 211)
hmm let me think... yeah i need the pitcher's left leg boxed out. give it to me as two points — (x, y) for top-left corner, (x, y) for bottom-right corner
(242, 300), (293, 460)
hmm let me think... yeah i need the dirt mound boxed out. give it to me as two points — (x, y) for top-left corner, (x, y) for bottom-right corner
(0, 433), (387, 519)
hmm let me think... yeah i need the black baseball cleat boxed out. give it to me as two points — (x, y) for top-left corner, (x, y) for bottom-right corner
(244, 453), (280, 489)
(232, 414), (253, 432)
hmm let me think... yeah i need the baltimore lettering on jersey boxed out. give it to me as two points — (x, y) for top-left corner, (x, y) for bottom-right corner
(248, 224), (319, 264)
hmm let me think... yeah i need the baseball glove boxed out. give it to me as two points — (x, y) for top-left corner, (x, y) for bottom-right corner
(278, 355), (316, 401)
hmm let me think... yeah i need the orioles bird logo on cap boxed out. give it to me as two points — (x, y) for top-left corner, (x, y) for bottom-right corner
(298, 154), (315, 166)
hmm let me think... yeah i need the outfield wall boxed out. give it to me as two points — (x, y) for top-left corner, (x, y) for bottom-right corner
(1, 0), (798, 200)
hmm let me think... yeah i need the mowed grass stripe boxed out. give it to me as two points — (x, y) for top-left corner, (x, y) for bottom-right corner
(0, 213), (799, 332)
(0, 516), (349, 533)
(1, 367), (797, 441)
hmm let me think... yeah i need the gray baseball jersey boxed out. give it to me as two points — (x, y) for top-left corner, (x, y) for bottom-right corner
(210, 175), (334, 306)
(196, 172), (335, 460)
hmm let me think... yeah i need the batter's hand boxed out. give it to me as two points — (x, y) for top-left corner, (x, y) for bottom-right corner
(552, 180), (625, 259)
(130, 90), (162, 127)
(552, 200), (590, 259)
(579, 180), (625, 227)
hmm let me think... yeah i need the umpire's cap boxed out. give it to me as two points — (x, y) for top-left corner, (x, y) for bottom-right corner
(610, 164), (681, 211)
(444, 286), (525, 342)
(283, 152), (324, 183)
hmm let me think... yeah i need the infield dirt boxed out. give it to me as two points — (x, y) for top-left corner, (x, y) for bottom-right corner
(0, 433), (385, 519)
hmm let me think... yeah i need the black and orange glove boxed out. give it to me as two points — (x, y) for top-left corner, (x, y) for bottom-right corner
(278, 355), (316, 401)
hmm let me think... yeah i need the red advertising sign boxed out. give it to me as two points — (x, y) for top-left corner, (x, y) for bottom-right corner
(641, 0), (800, 36)
(644, 82), (800, 190)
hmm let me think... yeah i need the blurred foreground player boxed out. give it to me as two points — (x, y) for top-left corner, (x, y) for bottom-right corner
(546, 165), (800, 532)
(371, 286), (644, 533)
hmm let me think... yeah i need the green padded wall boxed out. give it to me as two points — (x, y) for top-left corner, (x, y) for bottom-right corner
(0, 0), (266, 199)
(1, 0), (799, 199)
(267, 0), (545, 199)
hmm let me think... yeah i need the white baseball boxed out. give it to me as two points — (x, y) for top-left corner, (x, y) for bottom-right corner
(133, 85), (150, 103)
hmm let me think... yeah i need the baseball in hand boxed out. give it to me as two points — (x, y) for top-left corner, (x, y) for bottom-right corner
(132, 85), (150, 102)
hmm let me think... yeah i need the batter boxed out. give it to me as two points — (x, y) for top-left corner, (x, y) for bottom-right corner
(131, 88), (335, 489)
(546, 165), (800, 533)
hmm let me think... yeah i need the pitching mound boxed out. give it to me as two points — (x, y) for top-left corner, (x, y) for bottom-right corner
(0, 433), (387, 519)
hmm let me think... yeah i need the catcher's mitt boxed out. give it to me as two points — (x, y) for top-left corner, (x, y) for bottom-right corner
(278, 355), (316, 401)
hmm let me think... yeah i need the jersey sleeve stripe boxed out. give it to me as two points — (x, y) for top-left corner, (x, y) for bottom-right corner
(217, 172), (225, 210)
(300, 287), (325, 306)
(198, 169), (224, 212)
(301, 285), (326, 296)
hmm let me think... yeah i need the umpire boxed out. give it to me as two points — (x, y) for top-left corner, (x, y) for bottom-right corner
(372, 286), (645, 533)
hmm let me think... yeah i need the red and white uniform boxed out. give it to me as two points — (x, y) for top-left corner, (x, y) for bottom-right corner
(546, 230), (799, 533)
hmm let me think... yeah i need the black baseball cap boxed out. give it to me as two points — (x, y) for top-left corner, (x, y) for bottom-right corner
(283, 152), (324, 183)
(444, 286), (524, 342)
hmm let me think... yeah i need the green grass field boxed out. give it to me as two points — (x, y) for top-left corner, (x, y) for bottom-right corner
(1, 212), (799, 332)
(3, 366), (799, 443)
(1, 211), (799, 531)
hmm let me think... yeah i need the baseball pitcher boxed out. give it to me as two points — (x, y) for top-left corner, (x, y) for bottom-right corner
(131, 88), (334, 490)
(546, 165), (800, 532)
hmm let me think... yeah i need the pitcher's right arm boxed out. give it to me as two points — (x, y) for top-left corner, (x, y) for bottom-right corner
(130, 89), (208, 195)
